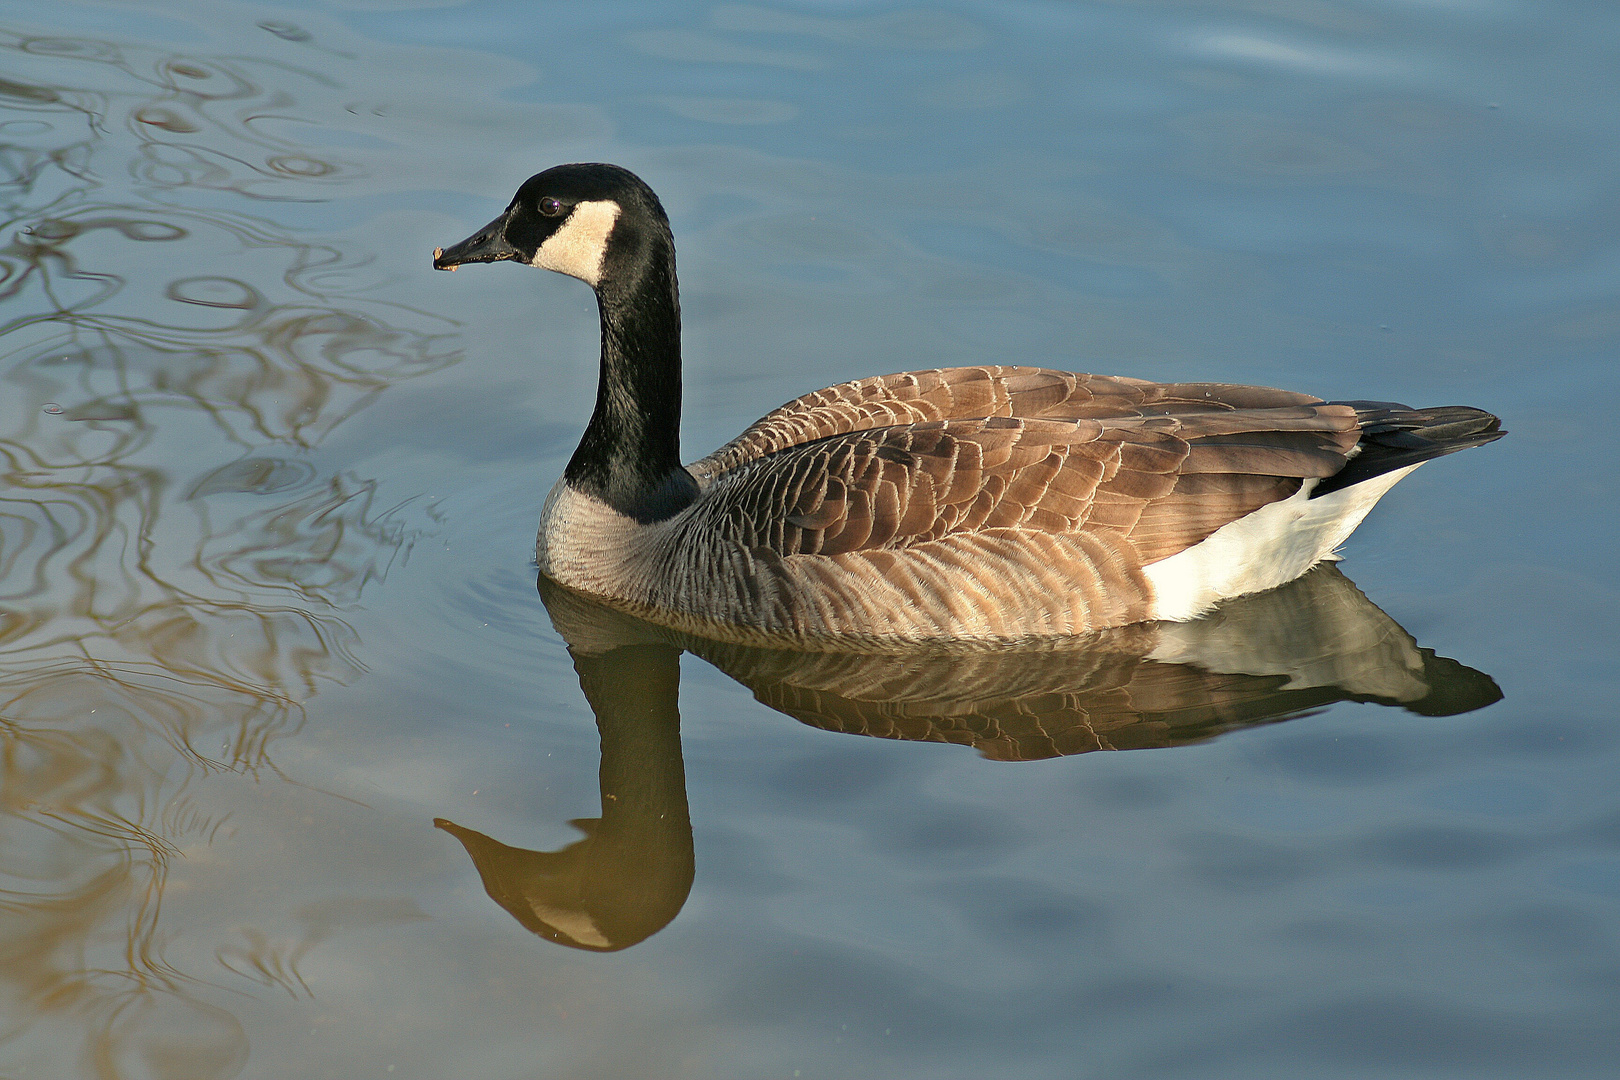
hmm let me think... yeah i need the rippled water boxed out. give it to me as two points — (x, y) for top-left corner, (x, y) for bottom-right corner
(1, 0), (1616, 1077)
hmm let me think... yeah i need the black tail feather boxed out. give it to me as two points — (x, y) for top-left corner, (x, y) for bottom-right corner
(1312, 402), (1504, 498)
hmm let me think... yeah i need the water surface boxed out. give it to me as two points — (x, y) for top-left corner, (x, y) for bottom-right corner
(1, 0), (1617, 1077)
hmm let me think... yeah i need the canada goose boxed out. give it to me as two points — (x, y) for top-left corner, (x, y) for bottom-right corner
(434, 163), (1503, 642)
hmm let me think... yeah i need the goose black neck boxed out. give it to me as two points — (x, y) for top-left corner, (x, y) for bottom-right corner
(564, 221), (698, 523)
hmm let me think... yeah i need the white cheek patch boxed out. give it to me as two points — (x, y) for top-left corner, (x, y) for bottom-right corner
(531, 200), (622, 286)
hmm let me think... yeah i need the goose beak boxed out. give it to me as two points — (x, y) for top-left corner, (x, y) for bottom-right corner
(433, 213), (522, 271)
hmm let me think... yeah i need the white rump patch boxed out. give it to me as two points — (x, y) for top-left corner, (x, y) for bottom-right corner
(1144, 464), (1421, 622)
(532, 199), (622, 286)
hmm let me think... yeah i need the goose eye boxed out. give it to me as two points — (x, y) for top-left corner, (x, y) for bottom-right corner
(538, 196), (565, 218)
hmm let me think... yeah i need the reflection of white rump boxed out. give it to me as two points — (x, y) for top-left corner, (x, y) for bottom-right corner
(1147, 562), (1432, 704)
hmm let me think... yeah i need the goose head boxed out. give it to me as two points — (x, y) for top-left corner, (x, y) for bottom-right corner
(432, 162), (671, 292)
(433, 164), (694, 523)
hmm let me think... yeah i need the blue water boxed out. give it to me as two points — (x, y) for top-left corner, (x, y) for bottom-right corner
(0, 0), (1616, 1077)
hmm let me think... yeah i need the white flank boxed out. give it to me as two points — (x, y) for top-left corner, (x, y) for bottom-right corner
(532, 199), (622, 285)
(1144, 464), (1421, 622)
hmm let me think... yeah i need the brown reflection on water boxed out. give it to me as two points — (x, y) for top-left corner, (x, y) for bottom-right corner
(440, 567), (1501, 951)
(0, 27), (454, 1078)
(437, 643), (693, 953)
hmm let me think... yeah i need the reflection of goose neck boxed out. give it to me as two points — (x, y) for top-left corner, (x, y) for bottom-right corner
(575, 642), (693, 915)
(437, 642), (693, 951)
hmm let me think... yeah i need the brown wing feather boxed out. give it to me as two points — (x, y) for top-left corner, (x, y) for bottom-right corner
(684, 370), (1361, 568)
(688, 366), (1332, 484)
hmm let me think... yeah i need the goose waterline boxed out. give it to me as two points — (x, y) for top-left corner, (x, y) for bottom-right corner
(434, 163), (1503, 642)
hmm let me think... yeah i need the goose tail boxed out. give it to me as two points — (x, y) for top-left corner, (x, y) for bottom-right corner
(1312, 402), (1505, 498)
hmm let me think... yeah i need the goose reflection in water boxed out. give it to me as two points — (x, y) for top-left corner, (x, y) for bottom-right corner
(437, 564), (1500, 952)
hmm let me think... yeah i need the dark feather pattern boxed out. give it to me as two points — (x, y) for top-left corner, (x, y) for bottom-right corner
(1313, 402), (1505, 497)
(683, 367), (1365, 569)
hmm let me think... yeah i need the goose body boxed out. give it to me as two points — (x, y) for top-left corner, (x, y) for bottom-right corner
(435, 164), (1503, 643)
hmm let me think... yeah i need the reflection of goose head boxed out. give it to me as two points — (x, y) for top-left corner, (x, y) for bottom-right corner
(447, 568), (1498, 949)
(436, 643), (692, 952)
